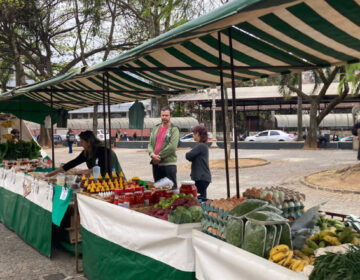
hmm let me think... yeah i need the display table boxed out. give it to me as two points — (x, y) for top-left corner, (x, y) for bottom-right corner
(77, 193), (200, 280)
(192, 230), (308, 280)
(0, 168), (53, 257)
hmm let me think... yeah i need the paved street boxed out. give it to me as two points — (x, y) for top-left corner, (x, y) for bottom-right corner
(1, 147), (360, 279)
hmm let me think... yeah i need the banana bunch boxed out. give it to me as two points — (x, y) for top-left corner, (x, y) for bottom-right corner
(269, 245), (313, 272)
(1, 120), (13, 128)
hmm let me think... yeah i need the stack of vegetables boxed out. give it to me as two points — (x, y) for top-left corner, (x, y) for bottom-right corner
(225, 199), (292, 259)
(300, 217), (359, 257)
(243, 186), (305, 220)
(201, 196), (244, 240)
(145, 195), (201, 224)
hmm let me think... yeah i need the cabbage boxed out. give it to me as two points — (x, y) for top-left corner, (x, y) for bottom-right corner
(168, 206), (192, 224)
(189, 206), (202, 222)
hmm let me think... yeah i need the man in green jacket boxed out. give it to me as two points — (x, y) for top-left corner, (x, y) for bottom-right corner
(148, 106), (180, 189)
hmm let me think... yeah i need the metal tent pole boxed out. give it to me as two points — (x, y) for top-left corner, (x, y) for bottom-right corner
(50, 88), (55, 170)
(106, 72), (113, 172)
(228, 27), (240, 198)
(217, 31), (230, 198)
(102, 73), (108, 173)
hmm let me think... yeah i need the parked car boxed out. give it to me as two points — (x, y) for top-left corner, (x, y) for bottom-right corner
(97, 129), (110, 141)
(244, 130), (295, 142)
(53, 134), (63, 145)
(339, 136), (353, 142)
(179, 132), (213, 142)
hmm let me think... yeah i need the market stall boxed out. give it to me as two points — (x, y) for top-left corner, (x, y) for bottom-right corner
(77, 193), (200, 280)
(0, 166), (53, 257)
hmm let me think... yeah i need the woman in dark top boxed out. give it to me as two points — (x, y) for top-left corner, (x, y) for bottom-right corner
(185, 126), (211, 198)
(46, 130), (122, 177)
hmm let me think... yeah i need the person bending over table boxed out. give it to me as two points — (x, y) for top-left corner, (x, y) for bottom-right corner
(46, 130), (122, 177)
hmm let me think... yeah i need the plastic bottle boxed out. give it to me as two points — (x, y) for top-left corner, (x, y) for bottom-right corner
(93, 159), (101, 181)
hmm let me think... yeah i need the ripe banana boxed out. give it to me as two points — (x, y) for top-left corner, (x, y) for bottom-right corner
(272, 251), (287, 262)
(270, 245), (289, 257)
(283, 250), (294, 267)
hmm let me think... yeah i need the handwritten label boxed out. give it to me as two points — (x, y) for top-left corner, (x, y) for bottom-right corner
(60, 187), (69, 200)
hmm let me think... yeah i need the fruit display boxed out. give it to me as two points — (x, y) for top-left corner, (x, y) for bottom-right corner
(268, 245), (314, 272)
(243, 186), (305, 220)
(301, 225), (359, 256)
(145, 194), (201, 223)
(201, 196), (245, 240)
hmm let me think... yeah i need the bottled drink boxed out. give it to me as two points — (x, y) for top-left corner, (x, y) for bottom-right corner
(93, 159), (101, 181)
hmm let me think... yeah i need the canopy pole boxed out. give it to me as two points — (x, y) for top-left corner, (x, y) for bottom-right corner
(50, 87), (55, 170)
(106, 72), (113, 172)
(228, 27), (240, 198)
(217, 31), (230, 198)
(102, 73), (108, 173)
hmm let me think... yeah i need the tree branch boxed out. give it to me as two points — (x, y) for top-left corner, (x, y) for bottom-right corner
(317, 81), (349, 124)
(286, 84), (312, 102)
(316, 67), (340, 101)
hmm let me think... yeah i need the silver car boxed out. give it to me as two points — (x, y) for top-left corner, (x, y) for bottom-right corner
(245, 130), (295, 142)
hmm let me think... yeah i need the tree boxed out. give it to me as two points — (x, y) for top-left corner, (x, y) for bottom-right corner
(279, 65), (360, 148)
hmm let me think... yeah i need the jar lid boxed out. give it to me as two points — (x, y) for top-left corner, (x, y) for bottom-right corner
(181, 180), (195, 186)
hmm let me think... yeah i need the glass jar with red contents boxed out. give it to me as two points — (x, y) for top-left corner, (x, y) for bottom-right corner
(113, 189), (123, 205)
(134, 186), (142, 192)
(134, 191), (144, 205)
(125, 187), (134, 193)
(143, 190), (153, 205)
(180, 180), (197, 198)
(124, 193), (135, 208)
(153, 190), (166, 204)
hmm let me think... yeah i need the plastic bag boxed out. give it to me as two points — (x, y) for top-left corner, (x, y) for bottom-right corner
(280, 223), (293, 250)
(291, 203), (325, 250)
(225, 218), (244, 248)
(264, 225), (277, 259)
(243, 221), (267, 257)
(229, 199), (267, 217)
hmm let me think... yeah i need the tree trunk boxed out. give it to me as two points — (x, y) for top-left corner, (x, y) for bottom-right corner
(158, 96), (169, 114)
(93, 104), (98, 132)
(38, 125), (51, 147)
(11, 36), (26, 86)
(304, 101), (318, 148)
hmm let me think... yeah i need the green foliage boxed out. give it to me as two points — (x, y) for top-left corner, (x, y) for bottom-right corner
(338, 63), (360, 96)
(0, 139), (41, 160)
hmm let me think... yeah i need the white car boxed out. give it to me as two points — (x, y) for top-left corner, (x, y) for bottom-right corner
(339, 136), (353, 142)
(179, 132), (213, 142)
(97, 129), (110, 141)
(245, 130), (295, 142)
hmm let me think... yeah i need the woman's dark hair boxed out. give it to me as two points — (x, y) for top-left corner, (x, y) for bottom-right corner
(193, 125), (208, 143)
(79, 130), (101, 155)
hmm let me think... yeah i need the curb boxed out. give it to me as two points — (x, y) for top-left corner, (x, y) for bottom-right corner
(209, 158), (270, 170)
(300, 176), (360, 195)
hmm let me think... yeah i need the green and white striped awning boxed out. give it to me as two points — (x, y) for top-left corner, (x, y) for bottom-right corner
(10, 71), (176, 110)
(80, 0), (360, 86)
(2, 0), (360, 114)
